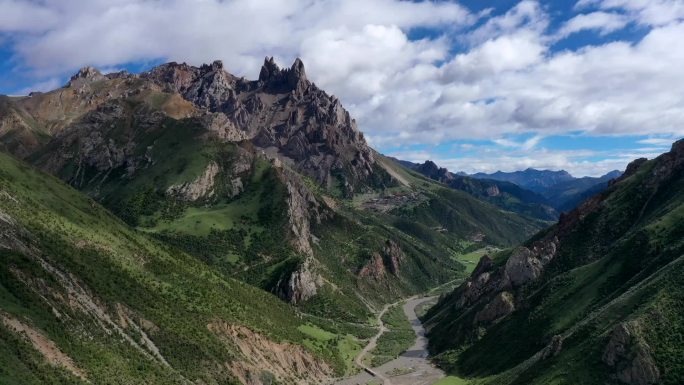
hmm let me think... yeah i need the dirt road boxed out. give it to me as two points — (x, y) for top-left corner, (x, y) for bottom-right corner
(333, 296), (444, 385)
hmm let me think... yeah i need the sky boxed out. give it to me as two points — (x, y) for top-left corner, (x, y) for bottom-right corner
(1, 0), (683, 177)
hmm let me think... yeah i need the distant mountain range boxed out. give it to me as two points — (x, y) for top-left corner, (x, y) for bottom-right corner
(471, 168), (622, 212)
(397, 160), (622, 220)
(398, 158), (622, 219)
(396, 159), (558, 221)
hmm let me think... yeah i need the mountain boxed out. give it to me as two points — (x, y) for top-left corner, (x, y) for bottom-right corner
(471, 168), (622, 212)
(424, 139), (684, 385)
(471, 168), (576, 192)
(0, 151), (335, 384)
(402, 159), (558, 221)
(0, 59), (548, 384)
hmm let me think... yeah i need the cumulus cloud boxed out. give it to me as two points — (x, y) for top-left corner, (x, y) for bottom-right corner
(556, 11), (630, 38)
(1, 0), (683, 167)
(576, 0), (684, 26)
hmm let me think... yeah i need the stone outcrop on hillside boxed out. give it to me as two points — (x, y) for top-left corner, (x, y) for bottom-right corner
(603, 322), (660, 385)
(473, 291), (515, 324)
(454, 237), (559, 312)
(166, 161), (220, 201)
(358, 240), (405, 280)
(276, 258), (323, 305)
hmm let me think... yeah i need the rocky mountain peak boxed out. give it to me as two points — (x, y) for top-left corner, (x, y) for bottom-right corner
(67, 66), (106, 89)
(69, 66), (104, 82)
(288, 57), (308, 86)
(258, 56), (280, 82)
(417, 160), (452, 182)
(258, 56), (309, 94)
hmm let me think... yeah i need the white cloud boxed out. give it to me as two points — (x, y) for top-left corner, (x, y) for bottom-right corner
(577, 0), (684, 27)
(556, 11), (630, 38)
(637, 137), (678, 146)
(15, 77), (64, 95)
(466, 0), (549, 44)
(2, 0), (683, 174)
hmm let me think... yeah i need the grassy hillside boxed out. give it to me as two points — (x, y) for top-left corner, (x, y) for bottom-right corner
(0, 151), (378, 384)
(424, 141), (684, 385)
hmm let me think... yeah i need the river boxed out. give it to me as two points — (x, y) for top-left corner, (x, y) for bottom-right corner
(333, 296), (445, 385)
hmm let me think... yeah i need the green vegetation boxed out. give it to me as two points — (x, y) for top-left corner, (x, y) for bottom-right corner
(368, 303), (415, 367)
(0, 152), (362, 383)
(424, 148), (684, 385)
(433, 376), (472, 385)
(297, 323), (363, 375)
(452, 247), (491, 274)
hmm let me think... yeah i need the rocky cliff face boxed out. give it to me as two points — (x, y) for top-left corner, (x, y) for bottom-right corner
(603, 322), (660, 385)
(3, 58), (391, 198)
(358, 240), (405, 280)
(140, 57), (388, 195)
(451, 236), (559, 317)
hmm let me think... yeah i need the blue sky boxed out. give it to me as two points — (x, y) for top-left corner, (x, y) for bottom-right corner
(1, 0), (683, 176)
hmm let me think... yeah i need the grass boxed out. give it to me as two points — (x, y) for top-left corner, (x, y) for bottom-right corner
(433, 376), (472, 385)
(368, 303), (415, 367)
(452, 248), (491, 274)
(297, 323), (363, 375)
(0, 151), (358, 383)
(423, 150), (684, 385)
(143, 199), (263, 236)
(298, 324), (337, 341)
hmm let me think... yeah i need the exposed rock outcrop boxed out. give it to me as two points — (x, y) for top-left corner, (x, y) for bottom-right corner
(503, 238), (558, 288)
(67, 66), (106, 89)
(541, 335), (564, 359)
(208, 323), (332, 385)
(485, 185), (500, 197)
(141, 57), (387, 195)
(358, 240), (405, 280)
(276, 258), (323, 305)
(474, 291), (515, 324)
(603, 322), (660, 385)
(455, 237), (559, 311)
(166, 161), (220, 201)
(358, 253), (387, 280)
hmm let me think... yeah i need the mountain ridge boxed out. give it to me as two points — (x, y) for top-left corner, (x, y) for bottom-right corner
(0, 58), (547, 380)
(424, 138), (684, 385)
(402, 159), (559, 221)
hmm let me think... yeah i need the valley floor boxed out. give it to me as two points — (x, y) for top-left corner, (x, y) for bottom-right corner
(333, 297), (446, 385)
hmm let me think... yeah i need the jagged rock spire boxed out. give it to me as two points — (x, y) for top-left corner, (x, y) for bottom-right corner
(68, 66), (105, 85)
(288, 58), (307, 85)
(258, 57), (309, 94)
(259, 56), (280, 83)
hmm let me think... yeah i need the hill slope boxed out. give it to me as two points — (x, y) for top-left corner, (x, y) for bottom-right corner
(0, 59), (546, 331)
(0, 151), (344, 384)
(407, 160), (558, 220)
(424, 139), (684, 385)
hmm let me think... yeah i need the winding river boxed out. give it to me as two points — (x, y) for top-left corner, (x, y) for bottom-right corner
(333, 296), (445, 385)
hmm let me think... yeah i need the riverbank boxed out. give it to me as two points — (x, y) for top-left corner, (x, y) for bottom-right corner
(333, 297), (445, 385)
